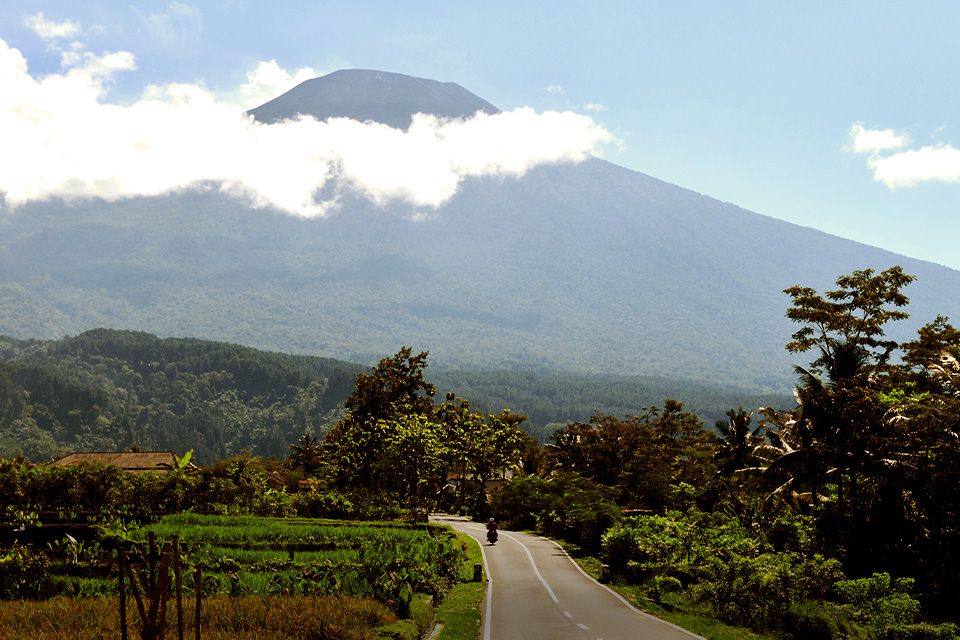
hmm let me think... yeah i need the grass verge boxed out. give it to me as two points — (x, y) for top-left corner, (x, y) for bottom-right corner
(434, 532), (484, 640)
(562, 547), (775, 640)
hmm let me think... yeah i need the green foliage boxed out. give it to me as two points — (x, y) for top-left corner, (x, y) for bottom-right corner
(0, 544), (53, 599)
(549, 402), (714, 511)
(698, 553), (844, 632)
(835, 573), (922, 634)
(0, 456), (298, 518)
(491, 473), (621, 551)
(0, 329), (360, 463)
(782, 600), (842, 640)
(292, 488), (355, 519)
(878, 623), (959, 640)
(134, 513), (467, 608)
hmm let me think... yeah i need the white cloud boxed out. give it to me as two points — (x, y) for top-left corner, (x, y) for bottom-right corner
(848, 124), (907, 154)
(239, 60), (323, 109)
(23, 13), (81, 40)
(583, 103), (607, 112)
(544, 85), (564, 94)
(0, 38), (613, 218)
(848, 123), (960, 188)
(869, 145), (960, 188)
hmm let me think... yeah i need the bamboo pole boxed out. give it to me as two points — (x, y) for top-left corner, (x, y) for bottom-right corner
(119, 549), (128, 640)
(148, 532), (157, 592)
(194, 563), (202, 640)
(148, 543), (171, 640)
(173, 535), (183, 640)
(120, 548), (148, 628)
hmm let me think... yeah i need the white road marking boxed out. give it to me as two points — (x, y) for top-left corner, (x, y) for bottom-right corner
(541, 536), (706, 639)
(501, 530), (560, 603)
(458, 523), (493, 640)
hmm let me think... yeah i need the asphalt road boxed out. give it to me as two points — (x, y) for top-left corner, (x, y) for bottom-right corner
(434, 514), (704, 640)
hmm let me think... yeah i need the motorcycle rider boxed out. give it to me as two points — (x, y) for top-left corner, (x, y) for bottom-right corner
(486, 517), (498, 544)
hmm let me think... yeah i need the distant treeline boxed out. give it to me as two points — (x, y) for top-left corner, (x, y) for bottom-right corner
(0, 328), (793, 463)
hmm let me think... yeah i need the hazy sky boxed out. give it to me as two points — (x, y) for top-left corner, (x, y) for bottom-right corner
(3, 1), (959, 270)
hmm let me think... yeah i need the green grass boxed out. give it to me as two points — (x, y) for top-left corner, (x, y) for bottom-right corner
(568, 553), (776, 640)
(434, 532), (485, 640)
(133, 512), (437, 548)
(198, 545), (360, 566)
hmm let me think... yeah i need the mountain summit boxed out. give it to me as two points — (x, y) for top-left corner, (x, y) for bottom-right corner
(248, 69), (500, 129)
(2, 70), (959, 393)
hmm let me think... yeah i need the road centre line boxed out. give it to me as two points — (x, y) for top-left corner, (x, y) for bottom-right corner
(501, 531), (560, 603)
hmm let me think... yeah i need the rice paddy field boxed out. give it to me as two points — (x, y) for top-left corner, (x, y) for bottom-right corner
(0, 512), (471, 639)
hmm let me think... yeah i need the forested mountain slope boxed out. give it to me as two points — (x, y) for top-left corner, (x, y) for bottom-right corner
(1, 70), (958, 392)
(0, 330), (792, 462)
(0, 329), (361, 463)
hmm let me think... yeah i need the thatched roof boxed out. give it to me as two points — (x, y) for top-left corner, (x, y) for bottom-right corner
(46, 451), (197, 474)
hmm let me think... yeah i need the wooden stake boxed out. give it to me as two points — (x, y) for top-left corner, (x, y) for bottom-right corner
(173, 535), (183, 640)
(120, 548), (148, 628)
(194, 563), (202, 640)
(148, 543), (171, 640)
(119, 549), (128, 640)
(148, 532), (157, 591)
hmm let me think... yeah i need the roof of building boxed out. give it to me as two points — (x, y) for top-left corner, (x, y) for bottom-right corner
(46, 451), (197, 474)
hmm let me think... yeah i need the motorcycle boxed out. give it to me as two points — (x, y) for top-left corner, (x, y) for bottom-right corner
(487, 528), (498, 545)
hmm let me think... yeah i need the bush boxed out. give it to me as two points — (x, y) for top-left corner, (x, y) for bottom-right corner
(835, 573), (922, 634)
(0, 544), (52, 599)
(783, 600), (841, 640)
(648, 575), (683, 602)
(600, 525), (642, 574)
(878, 623), (959, 640)
(293, 490), (355, 519)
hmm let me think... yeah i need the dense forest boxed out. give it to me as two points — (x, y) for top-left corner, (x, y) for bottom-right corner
(0, 328), (791, 463)
(0, 330), (362, 463)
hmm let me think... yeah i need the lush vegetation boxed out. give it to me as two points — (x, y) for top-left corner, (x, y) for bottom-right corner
(3, 265), (960, 639)
(0, 329), (362, 463)
(0, 511), (468, 639)
(489, 267), (960, 638)
(0, 328), (792, 464)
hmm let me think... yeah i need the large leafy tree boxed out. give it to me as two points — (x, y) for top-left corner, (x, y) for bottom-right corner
(435, 392), (528, 514)
(783, 266), (915, 376)
(772, 266), (917, 572)
(551, 400), (711, 511)
(322, 348), (437, 489)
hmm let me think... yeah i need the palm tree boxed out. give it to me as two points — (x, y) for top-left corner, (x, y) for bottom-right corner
(713, 407), (766, 476)
(288, 431), (324, 476)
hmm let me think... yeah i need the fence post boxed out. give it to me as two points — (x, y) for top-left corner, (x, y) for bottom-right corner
(148, 531), (157, 591)
(120, 548), (148, 632)
(194, 562), (202, 640)
(119, 549), (128, 640)
(599, 564), (611, 583)
(154, 542), (171, 640)
(173, 535), (183, 640)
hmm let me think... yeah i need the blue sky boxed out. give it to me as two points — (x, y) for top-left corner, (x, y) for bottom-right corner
(2, 1), (959, 270)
